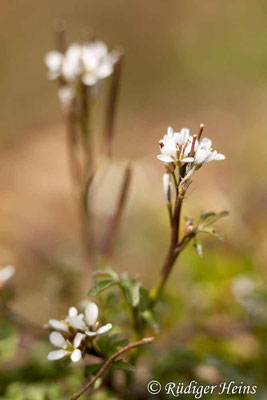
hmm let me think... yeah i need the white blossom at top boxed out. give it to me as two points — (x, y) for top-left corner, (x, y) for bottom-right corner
(45, 41), (118, 86)
(48, 331), (85, 362)
(157, 126), (225, 167)
(157, 127), (194, 164)
(0, 265), (15, 286)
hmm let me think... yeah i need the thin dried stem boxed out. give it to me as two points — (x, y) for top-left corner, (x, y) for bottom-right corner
(64, 105), (83, 189)
(197, 124), (204, 141)
(189, 135), (197, 158)
(102, 164), (132, 260)
(53, 19), (67, 53)
(104, 49), (124, 157)
(70, 337), (154, 400)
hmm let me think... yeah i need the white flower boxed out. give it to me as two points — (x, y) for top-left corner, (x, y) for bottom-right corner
(47, 331), (85, 362)
(44, 51), (63, 79)
(162, 173), (172, 204)
(48, 306), (83, 332)
(84, 302), (112, 337)
(193, 137), (225, 165)
(157, 127), (194, 164)
(47, 303), (112, 339)
(157, 126), (225, 170)
(0, 265), (15, 285)
(45, 41), (117, 86)
(81, 41), (118, 86)
(62, 44), (83, 82)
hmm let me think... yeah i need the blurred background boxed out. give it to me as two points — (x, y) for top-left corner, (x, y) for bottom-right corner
(0, 0), (267, 398)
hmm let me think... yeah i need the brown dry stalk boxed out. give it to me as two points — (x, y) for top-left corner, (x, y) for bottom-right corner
(102, 164), (132, 259)
(53, 19), (67, 53)
(70, 337), (154, 400)
(104, 50), (124, 157)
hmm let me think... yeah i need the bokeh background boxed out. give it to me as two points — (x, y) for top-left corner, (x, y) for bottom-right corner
(0, 0), (267, 398)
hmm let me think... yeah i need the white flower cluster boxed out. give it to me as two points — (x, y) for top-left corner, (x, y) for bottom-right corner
(0, 265), (15, 288)
(158, 126), (225, 166)
(47, 302), (112, 362)
(45, 41), (118, 108)
(45, 41), (118, 87)
(158, 126), (225, 200)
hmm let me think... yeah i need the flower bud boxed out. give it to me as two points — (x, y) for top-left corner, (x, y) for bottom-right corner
(162, 173), (172, 204)
(184, 219), (194, 236)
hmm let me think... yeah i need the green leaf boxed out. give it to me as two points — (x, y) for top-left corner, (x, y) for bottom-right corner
(84, 363), (103, 378)
(111, 359), (135, 373)
(88, 279), (118, 297)
(200, 227), (224, 241)
(121, 279), (140, 307)
(193, 238), (203, 257)
(93, 267), (119, 280)
(96, 334), (129, 358)
(198, 210), (229, 227)
(138, 287), (150, 312)
(141, 310), (159, 333)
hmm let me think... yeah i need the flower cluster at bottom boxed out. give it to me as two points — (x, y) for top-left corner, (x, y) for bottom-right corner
(46, 302), (112, 363)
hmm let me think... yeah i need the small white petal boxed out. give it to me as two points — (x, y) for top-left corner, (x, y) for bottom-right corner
(85, 330), (97, 337)
(47, 349), (67, 361)
(204, 151), (216, 163)
(194, 149), (209, 165)
(0, 265), (15, 282)
(85, 302), (99, 326)
(49, 332), (66, 348)
(73, 332), (85, 348)
(167, 126), (174, 136)
(69, 316), (86, 331)
(180, 128), (190, 137)
(214, 153), (225, 160)
(97, 62), (113, 79)
(48, 319), (68, 332)
(65, 43), (82, 63)
(182, 157), (194, 163)
(70, 349), (82, 363)
(68, 307), (78, 317)
(157, 154), (174, 163)
(44, 51), (63, 73)
(200, 137), (212, 149)
(82, 73), (98, 86)
(97, 323), (112, 335)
